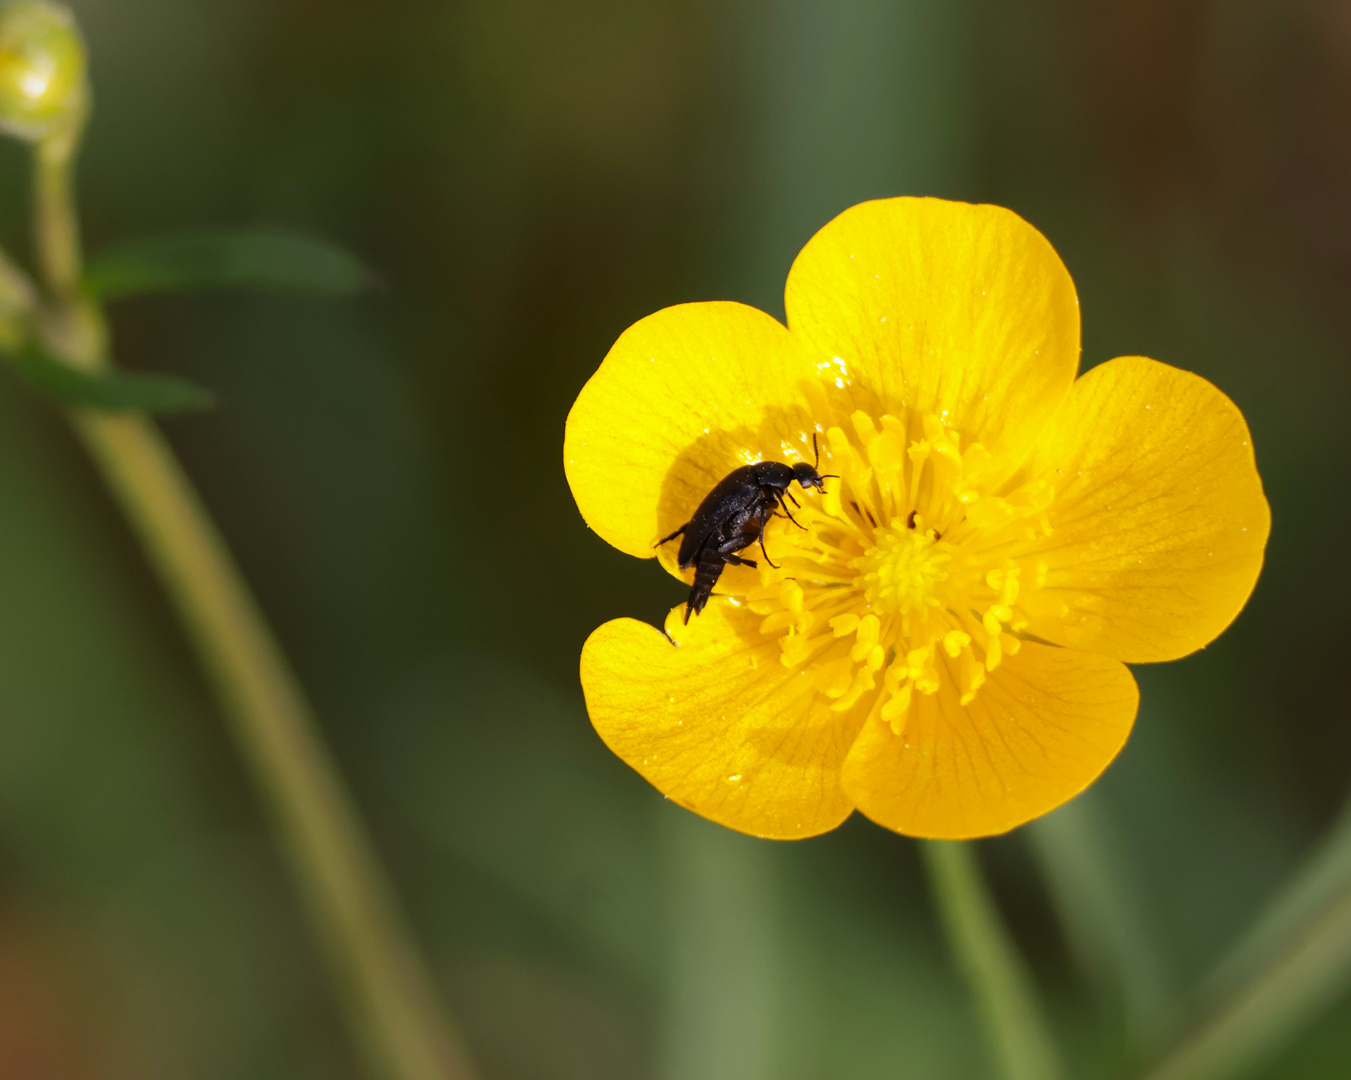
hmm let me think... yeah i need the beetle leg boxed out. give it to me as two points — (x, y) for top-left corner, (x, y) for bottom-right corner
(756, 529), (781, 570)
(655, 522), (687, 547)
(784, 490), (801, 509)
(780, 501), (806, 530)
(725, 554), (757, 568)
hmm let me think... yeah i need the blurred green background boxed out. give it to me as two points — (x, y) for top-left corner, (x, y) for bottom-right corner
(0, 0), (1346, 1077)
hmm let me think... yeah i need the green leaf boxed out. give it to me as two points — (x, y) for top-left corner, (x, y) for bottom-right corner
(1136, 892), (1351, 1080)
(8, 347), (214, 413)
(1133, 799), (1351, 1080)
(84, 229), (374, 300)
(1134, 800), (1351, 1075)
(1205, 800), (1351, 1000)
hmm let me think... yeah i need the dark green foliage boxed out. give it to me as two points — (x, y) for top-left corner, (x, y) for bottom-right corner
(8, 344), (213, 411)
(85, 230), (373, 300)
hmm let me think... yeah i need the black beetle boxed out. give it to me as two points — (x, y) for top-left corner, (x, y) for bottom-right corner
(657, 434), (835, 623)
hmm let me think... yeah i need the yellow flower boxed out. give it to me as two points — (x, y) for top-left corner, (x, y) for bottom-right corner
(0, 2), (85, 141)
(564, 197), (1269, 840)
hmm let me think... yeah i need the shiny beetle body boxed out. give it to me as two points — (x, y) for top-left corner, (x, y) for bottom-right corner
(657, 440), (832, 623)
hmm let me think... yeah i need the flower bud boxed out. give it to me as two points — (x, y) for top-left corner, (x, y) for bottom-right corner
(0, 1), (85, 141)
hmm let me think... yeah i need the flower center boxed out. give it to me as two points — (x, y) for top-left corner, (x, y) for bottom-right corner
(854, 522), (950, 618)
(741, 408), (1058, 737)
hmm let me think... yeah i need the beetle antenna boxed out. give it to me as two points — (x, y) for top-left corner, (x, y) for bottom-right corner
(812, 432), (820, 469)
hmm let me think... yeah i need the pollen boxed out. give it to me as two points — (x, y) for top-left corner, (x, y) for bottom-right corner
(746, 409), (1058, 738)
(854, 523), (951, 619)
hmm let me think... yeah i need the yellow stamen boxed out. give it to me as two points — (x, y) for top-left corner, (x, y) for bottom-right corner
(853, 527), (951, 618)
(743, 408), (1061, 735)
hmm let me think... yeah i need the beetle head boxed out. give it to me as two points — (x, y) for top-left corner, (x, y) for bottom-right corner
(794, 433), (837, 492)
(793, 461), (831, 491)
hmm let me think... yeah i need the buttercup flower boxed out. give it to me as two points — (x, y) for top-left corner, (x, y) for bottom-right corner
(565, 197), (1268, 840)
(0, 2), (85, 141)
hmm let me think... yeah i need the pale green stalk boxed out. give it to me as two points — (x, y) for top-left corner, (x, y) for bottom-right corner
(921, 840), (1064, 1080)
(32, 101), (84, 300)
(31, 122), (476, 1080)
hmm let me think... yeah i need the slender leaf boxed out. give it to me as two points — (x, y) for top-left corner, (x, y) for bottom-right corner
(85, 229), (374, 300)
(1204, 799), (1351, 1000)
(1133, 795), (1351, 1080)
(1027, 791), (1177, 1048)
(1130, 798), (1351, 1080)
(1138, 890), (1351, 1080)
(8, 347), (213, 413)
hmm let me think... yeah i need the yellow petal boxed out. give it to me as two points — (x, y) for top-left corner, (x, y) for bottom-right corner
(564, 301), (821, 570)
(842, 643), (1138, 839)
(580, 599), (864, 839)
(784, 197), (1079, 466)
(1014, 356), (1270, 663)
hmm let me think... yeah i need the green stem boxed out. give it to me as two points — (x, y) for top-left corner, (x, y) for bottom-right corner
(921, 840), (1064, 1080)
(33, 112), (84, 300)
(32, 129), (476, 1080)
